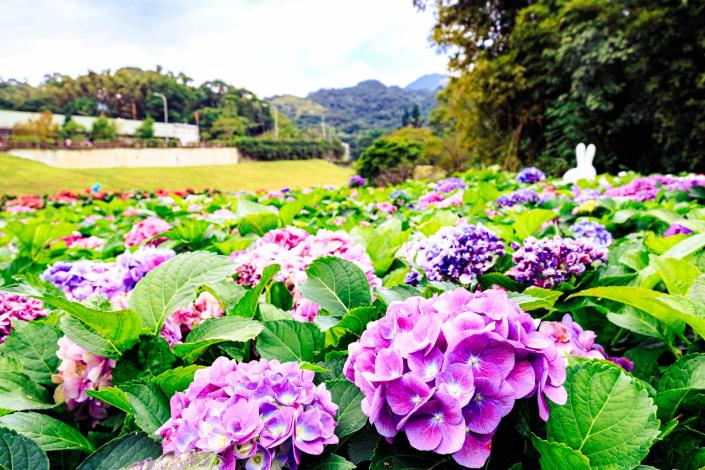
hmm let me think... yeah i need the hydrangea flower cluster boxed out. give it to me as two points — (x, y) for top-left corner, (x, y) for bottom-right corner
(157, 357), (338, 469)
(349, 175), (367, 188)
(0, 292), (49, 343)
(161, 292), (224, 346)
(435, 177), (467, 193)
(517, 167), (546, 184)
(406, 223), (504, 285)
(539, 314), (633, 371)
(61, 234), (106, 249)
(569, 220), (613, 247)
(230, 227), (377, 321)
(52, 336), (115, 424)
(42, 247), (175, 300)
(344, 288), (567, 468)
(664, 223), (693, 238)
(496, 188), (542, 208)
(603, 175), (705, 201)
(417, 191), (464, 210)
(390, 189), (411, 207)
(507, 236), (608, 288)
(124, 216), (172, 247)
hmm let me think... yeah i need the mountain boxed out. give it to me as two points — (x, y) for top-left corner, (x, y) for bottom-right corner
(268, 76), (442, 157)
(405, 73), (450, 92)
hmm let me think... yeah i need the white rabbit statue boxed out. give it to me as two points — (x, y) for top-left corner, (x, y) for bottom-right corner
(563, 142), (597, 183)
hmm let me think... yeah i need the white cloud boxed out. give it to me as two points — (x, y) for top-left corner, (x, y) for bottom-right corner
(0, 0), (447, 96)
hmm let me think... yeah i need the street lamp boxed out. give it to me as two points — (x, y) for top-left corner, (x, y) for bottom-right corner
(153, 92), (168, 145)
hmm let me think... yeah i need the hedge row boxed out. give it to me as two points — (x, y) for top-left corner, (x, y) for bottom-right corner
(232, 138), (344, 161)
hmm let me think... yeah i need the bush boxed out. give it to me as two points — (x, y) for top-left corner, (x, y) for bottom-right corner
(135, 117), (155, 139)
(233, 138), (344, 161)
(90, 116), (118, 141)
(356, 136), (425, 183)
(59, 117), (86, 141)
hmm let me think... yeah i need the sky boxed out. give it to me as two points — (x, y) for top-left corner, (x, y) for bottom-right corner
(0, 0), (448, 97)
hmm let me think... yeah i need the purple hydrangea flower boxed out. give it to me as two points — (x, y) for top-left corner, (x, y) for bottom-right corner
(157, 358), (338, 469)
(507, 236), (608, 288)
(540, 314), (633, 371)
(344, 288), (567, 468)
(349, 175), (366, 188)
(436, 177), (467, 193)
(663, 223), (693, 238)
(115, 247), (175, 291)
(406, 223), (504, 285)
(496, 189), (542, 208)
(570, 220), (613, 247)
(517, 167), (546, 184)
(603, 174), (705, 201)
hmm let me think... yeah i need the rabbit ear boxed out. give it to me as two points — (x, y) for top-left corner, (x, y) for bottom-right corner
(576, 143), (586, 166)
(585, 144), (596, 165)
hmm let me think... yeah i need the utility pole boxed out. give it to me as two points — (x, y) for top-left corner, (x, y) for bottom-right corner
(321, 115), (326, 141)
(153, 92), (168, 145)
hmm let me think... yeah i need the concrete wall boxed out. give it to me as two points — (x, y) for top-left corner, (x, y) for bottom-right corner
(9, 147), (240, 168)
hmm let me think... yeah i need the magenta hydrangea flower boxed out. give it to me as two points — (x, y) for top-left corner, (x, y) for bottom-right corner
(603, 174), (705, 201)
(61, 233), (106, 249)
(0, 292), (49, 343)
(507, 236), (608, 288)
(405, 223), (505, 285)
(539, 314), (633, 371)
(349, 175), (366, 188)
(124, 216), (172, 247)
(344, 288), (567, 468)
(663, 223), (693, 238)
(230, 227), (378, 321)
(161, 292), (224, 346)
(156, 357), (338, 469)
(52, 336), (115, 424)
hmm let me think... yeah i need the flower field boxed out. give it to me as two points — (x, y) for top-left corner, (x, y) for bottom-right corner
(1, 168), (704, 469)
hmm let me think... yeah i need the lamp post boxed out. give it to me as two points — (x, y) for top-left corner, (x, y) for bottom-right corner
(153, 92), (168, 145)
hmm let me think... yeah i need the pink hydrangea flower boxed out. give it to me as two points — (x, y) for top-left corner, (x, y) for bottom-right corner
(539, 314), (633, 371)
(230, 227), (378, 322)
(52, 337), (115, 424)
(156, 357), (338, 468)
(124, 217), (172, 247)
(344, 288), (567, 468)
(0, 292), (49, 343)
(61, 234), (106, 249)
(161, 292), (224, 346)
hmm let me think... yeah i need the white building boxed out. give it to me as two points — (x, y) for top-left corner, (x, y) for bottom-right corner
(0, 109), (200, 145)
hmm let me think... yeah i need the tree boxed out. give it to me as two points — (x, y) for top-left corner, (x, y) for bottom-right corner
(11, 110), (59, 142)
(410, 105), (422, 127)
(135, 117), (155, 139)
(356, 127), (434, 183)
(90, 116), (117, 141)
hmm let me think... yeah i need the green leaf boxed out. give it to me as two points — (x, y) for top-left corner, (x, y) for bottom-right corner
(0, 412), (94, 452)
(129, 251), (235, 335)
(326, 379), (367, 439)
(154, 366), (204, 398)
(311, 454), (356, 470)
(203, 280), (246, 313)
(267, 281), (294, 311)
(279, 194), (312, 225)
(653, 257), (701, 295)
(298, 257), (371, 316)
(255, 320), (323, 363)
(6, 286), (141, 360)
(569, 286), (705, 337)
(509, 287), (562, 311)
(546, 361), (660, 469)
(0, 372), (53, 411)
(688, 274), (705, 305)
(0, 427), (49, 470)
(85, 387), (132, 414)
(375, 286), (420, 305)
(232, 264), (280, 318)
(77, 432), (162, 470)
(122, 382), (170, 439)
(639, 233), (705, 287)
(238, 213), (279, 236)
(654, 354), (705, 419)
(0, 321), (60, 385)
(173, 316), (263, 363)
(532, 436), (590, 470)
(477, 273), (525, 291)
(513, 209), (556, 239)
(59, 316), (124, 360)
(332, 306), (378, 337)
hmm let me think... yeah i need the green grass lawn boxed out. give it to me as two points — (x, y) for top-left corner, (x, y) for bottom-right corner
(0, 153), (353, 195)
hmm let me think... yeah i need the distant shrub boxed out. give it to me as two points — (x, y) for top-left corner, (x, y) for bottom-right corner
(59, 117), (86, 141)
(90, 116), (117, 141)
(11, 110), (59, 142)
(135, 117), (155, 139)
(233, 138), (343, 161)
